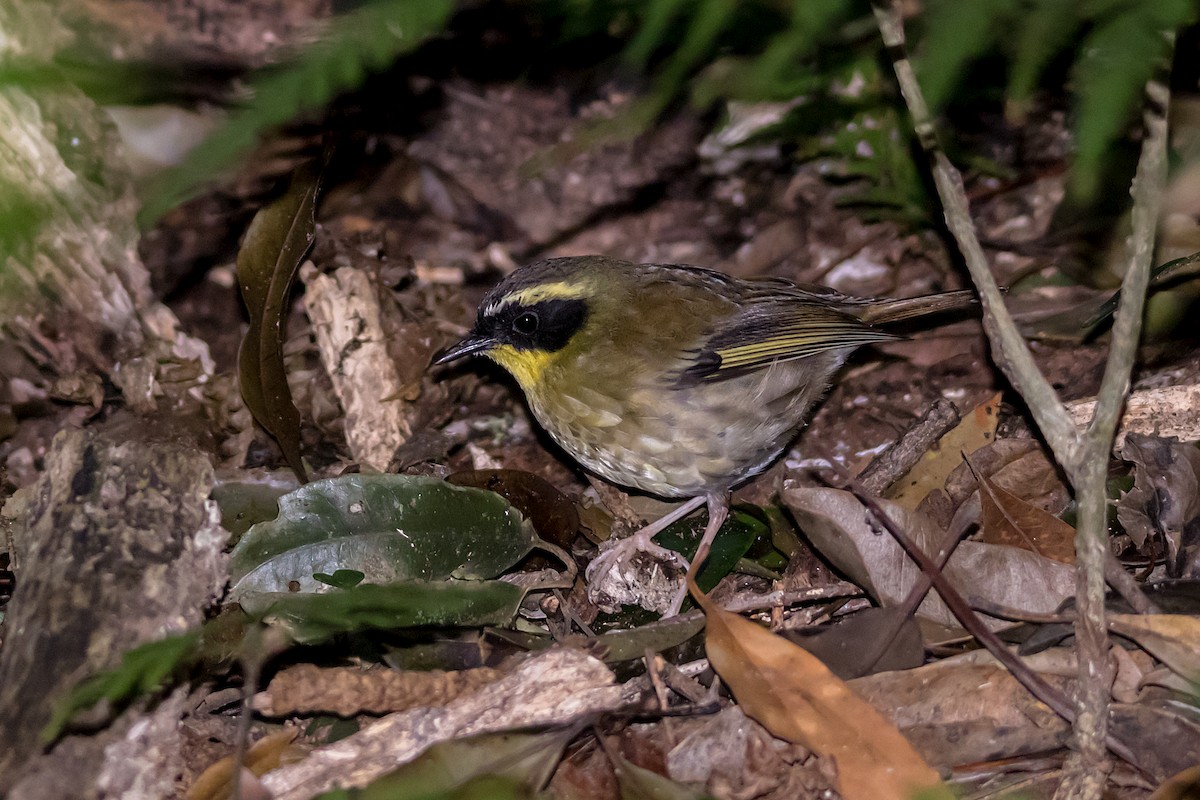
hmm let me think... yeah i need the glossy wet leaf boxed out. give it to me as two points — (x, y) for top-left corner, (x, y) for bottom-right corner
(657, 508), (764, 592)
(250, 580), (525, 644)
(211, 477), (297, 539)
(236, 164), (319, 483)
(690, 582), (945, 800)
(314, 569), (365, 589)
(312, 726), (577, 800)
(228, 474), (538, 602)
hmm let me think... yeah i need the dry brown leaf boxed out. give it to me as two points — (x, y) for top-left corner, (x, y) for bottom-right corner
(1148, 764), (1200, 800)
(888, 392), (1001, 509)
(785, 486), (1074, 628)
(849, 656), (1071, 767)
(1108, 613), (1200, 684)
(690, 582), (945, 800)
(942, 438), (1069, 515)
(186, 729), (302, 800)
(1117, 434), (1200, 566)
(970, 455), (1076, 564)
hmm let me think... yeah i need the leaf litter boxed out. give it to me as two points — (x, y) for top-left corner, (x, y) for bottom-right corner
(18, 10), (1200, 800)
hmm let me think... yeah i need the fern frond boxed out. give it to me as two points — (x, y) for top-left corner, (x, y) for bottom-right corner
(140, 0), (454, 225)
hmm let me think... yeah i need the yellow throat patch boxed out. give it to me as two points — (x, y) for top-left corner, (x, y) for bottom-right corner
(487, 344), (555, 388)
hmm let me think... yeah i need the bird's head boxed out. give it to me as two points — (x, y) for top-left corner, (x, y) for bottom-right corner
(433, 257), (620, 389)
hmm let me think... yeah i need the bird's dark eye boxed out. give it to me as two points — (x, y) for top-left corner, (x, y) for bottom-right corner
(513, 312), (539, 335)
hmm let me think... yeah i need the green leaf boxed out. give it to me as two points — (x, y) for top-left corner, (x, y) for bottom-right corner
(211, 474), (298, 539)
(657, 508), (763, 593)
(235, 165), (319, 483)
(917, 0), (1017, 112)
(625, 0), (692, 69)
(229, 474), (538, 602)
(1007, 1), (1083, 110)
(1071, 2), (1183, 198)
(313, 727), (578, 800)
(590, 613), (707, 663)
(251, 580), (525, 644)
(44, 578), (522, 738)
(314, 569), (366, 589)
(43, 631), (202, 742)
(140, 0), (455, 223)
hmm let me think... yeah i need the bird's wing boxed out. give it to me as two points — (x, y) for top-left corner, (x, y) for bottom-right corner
(677, 301), (896, 384)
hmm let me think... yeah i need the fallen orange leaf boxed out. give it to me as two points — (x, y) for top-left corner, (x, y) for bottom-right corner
(186, 728), (303, 800)
(888, 392), (1001, 510)
(690, 578), (945, 800)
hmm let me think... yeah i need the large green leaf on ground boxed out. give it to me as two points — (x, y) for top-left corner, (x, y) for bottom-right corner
(313, 726), (578, 800)
(229, 474), (539, 602)
(251, 580), (526, 644)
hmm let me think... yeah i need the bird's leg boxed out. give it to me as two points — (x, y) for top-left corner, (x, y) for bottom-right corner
(664, 492), (729, 617)
(588, 495), (705, 569)
(585, 494), (706, 613)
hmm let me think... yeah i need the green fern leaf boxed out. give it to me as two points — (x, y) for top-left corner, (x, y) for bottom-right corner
(625, 0), (692, 69)
(1007, 0), (1083, 112)
(1070, 2), (1182, 198)
(140, 0), (454, 225)
(918, 0), (1020, 112)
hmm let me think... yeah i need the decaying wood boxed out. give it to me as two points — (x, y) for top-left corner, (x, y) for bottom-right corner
(0, 2), (213, 409)
(1067, 384), (1200, 448)
(261, 648), (629, 800)
(302, 265), (416, 470)
(0, 425), (227, 798)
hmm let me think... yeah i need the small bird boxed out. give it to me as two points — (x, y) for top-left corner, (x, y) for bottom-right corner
(435, 255), (975, 614)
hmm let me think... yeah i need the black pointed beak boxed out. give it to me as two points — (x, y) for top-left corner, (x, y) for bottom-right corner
(432, 333), (495, 365)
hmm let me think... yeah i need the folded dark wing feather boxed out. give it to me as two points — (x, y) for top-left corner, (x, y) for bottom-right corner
(677, 302), (895, 384)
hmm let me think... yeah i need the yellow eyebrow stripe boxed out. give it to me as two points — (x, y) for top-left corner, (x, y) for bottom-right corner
(490, 281), (588, 312)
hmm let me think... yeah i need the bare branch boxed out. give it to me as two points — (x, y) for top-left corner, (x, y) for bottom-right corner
(870, 1), (1083, 471)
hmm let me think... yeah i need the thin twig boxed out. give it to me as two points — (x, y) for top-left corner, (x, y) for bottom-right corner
(841, 480), (1139, 768)
(870, 1), (1082, 467)
(858, 398), (961, 495)
(870, 3), (1172, 795)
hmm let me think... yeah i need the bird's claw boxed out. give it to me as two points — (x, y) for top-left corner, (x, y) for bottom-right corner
(585, 530), (690, 616)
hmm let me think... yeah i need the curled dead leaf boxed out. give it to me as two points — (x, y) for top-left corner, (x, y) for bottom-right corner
(689, 578), (945, 800)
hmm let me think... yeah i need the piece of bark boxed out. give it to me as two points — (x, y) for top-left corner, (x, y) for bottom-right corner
(0, 426), (228, 797)
(857, 399), (961, 495)
(302, 265), (416, 471)
(1067, 384), (1200, 449)
(261, 648), (628, 799)
(254, 663), (504, 717)
(0, 3), (213, 407)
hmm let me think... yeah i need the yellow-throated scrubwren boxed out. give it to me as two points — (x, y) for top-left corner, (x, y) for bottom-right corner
(435, 255), (975, 614)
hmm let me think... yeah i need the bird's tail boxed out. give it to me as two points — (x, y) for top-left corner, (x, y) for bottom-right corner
(854, 289), (979, 325)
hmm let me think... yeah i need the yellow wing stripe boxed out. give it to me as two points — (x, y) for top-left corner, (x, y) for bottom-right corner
(715, 329), (891, 364)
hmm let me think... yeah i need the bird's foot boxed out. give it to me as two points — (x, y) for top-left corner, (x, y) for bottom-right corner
(585, 528), (691, 617)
